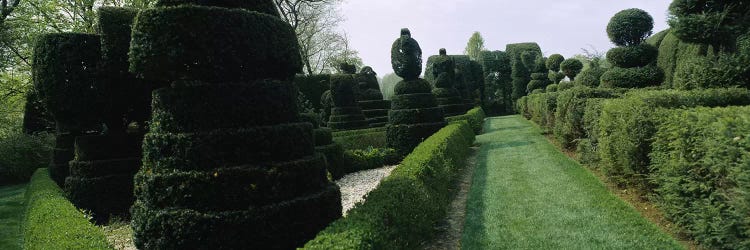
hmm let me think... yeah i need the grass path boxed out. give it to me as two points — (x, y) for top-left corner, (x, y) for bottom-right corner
(461, 116), (682, 249)
(0, 184), (27, 250)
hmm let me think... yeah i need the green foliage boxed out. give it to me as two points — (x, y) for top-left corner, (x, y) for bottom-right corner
(464, 32), (485, 61)
(560, 58), (583, 81)
(558, 81), (574, 91)
(387, 78), (446, 156)
(23, 168), (111, 250)
(446, 107), (486, 135)
(598, 88), (750, 189)
(668, 0), (750, 52)
(341, 147), (400, 175)
(129, 6), (301, 83)
(600, 65), (664, 88)
(575, 59), (607, 87)
(548, 71), (565, 85)
(304, 122), (474, 249)
(645, 29), (669, 48)
(553, 87), (623, 149)
(333, 129), (386, 150)
(506, 42), (542, 102)
(651, 106), (750, 249)
(380, 73), (402, 100)
(546, 54), (565, 72)
(545, 84), (558, 92)
(391, 28), (422, 80)
(98, 7), (138, 75)
(155, 0), (279, 15)
(607, 8), (654, 46)
(577, 98), (608, 164)
(673, 52), (750, 90)
(294, 74), (330, 111)
(606, 44), (658, 68)
(329, 74), (357, 107)
(524, 92), (559, 131)
(656, 30), (710, 87)
(0, 132), (52, 184)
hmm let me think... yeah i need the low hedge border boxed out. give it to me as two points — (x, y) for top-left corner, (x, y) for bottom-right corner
(333, 130), (386, 150)
(331, 127), (385, 137)
(445, 106), (486, 134)
(23, 168), (111, 249)
(553, 86), (624, 149)
(304, 121), (475, 249)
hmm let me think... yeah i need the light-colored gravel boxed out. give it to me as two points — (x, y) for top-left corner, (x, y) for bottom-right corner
(336, 165), (398, 216)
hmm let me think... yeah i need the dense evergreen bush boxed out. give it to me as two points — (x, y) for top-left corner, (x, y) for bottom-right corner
(599, 65), (664, 88)
(21, 89), (54, 134)
(559, 59), (583, 81)
(546, 54), (564, 72)
(656, 30), (710, 87)
(553, 86), (623, 149)
(0, 132), (53, 184)
(576, 98), (608, 164)
(341, 147), (400, 174)
(391, 29), (422, 81)
(668, 0), (750, 52)
(328, 74), (369, 130)
(129, 6), (301, 83)
(558, 81), (574, 91)
(506, 43), (542, 102)
(607, 8), (654, 46)
(479, 51), (513, 115)
(305, 122), (474, 249)
(524, 92), (559, 131)
(355, 67), (390, 127)
(426, 49), (465, 117)
(598, 88), (750, 189)
(545, 84), (558, 92)
(606, 43), (658, 68)
(445, 107), (486, 134)
(651, 106), (750, 249)
(645, 29), (669, 48)
(575, 58), (606, 87)
(294, 74), (331, 111)
(155, 0), (280, 16)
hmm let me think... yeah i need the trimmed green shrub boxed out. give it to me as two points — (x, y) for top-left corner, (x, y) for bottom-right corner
(558, 81), (574, 91)
(333, 129), (386, 150)
(506, 42), (542, 102)
(560, 59), (583, 81)
(294, 74), (330, 111)
(391, 29), (422, 81)
(546, 54), (564, 72)
(651, 106), (750, 249)
(668, 0), (750, 52)
(578, 98), (608, 164)
(599, 64), (664, 88)
(524, 92), (559, 131)
(355, 67), (389, 127)
(656, 30), (709, 87)
(607, 8), (654, 46)
(129, 6), (301, 82)
(575, 58), (607, 87)
(479, 50), (513, 115)
(332, 126), (386, 137)
(598, 88), (750, 189)
(23, 168), (110, 250)
(155, 0), (280, 16)
(304, 122), (475, 249)
(98, 7), (138, 75)
(32, 33), (103, 132)
(22, 85), (54, 135)
(645, 29), (669, 48)
(341, 147), (400, 174)
(446, 106), (486, 134)
(553, 87), (623, 149)
(606, 43), (658, 68)
(673, 52), (750, 90)
(545, 84), (558, 92)
(0, 132), (53, 184)
(425, 50), (465, 117)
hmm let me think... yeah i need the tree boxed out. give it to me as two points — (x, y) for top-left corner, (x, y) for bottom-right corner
(464, 31), (485, 61)
(669, 0), (750, 53)
(274, 0), (362, 75)
(607, 8), (653, 46)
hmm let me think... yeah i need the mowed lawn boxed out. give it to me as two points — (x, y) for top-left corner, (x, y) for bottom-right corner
(461, 115), (681, 249)
(0, 184), (27, 250)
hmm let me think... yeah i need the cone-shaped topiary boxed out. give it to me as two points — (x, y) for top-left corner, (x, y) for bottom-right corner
(328, 74), (369, 131)
(426, 49), (465, 117)
(355, 66), (390, 127)
(387, 29), (446, 156)
(601, 8), (664, 88)
(130, 3), (341, 249)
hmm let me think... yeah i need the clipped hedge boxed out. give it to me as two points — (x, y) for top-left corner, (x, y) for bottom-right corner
(656, 31), (709, 87)
(294, 74), (330, 111)
(598, 88), (750, 189)
(524, 92), (559, 131)
(553, 86), (623, 149)
(446, 106), (486, 134)
(651, 106), (750, 249)
(23, 168), (111, 250)
(304, 122), (475, 249)
(506, 42), (542, 101)
(333, 129), (386, 150)
(341, 147), (400, 175)
(577, 98), (608, 164)
(599, 64), (664, 88)
(129, 6), (301, 83)
(155, 0), (280, 16)
(606, 44), (658, 68)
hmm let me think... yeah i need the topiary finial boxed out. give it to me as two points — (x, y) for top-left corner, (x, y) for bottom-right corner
(439, 48), (447, 56)
(391, 28), (422, 80)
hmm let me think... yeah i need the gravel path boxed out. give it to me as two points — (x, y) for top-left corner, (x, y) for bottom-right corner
(335, 165), (398, 216)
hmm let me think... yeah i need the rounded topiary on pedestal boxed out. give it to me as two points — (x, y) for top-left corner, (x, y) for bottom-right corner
(523, 51), (550, 93)
(32, 33), (103, 186)
(427, 48), (465, 117)
(355, 66), (390, 127)
(328, 74), (369, 131)
(546, 54), (566, 85)
(130, 3), (341, 249)
(601, 8), (664, 88)
(386, 29), (446, 156)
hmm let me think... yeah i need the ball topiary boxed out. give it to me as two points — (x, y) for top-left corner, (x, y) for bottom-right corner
(606, 43), (658, 68)
(546, 54), (565, 72)
(391, 28), (422, 80)
(607, 8), (654, 46)
(560, 59), (584, 81)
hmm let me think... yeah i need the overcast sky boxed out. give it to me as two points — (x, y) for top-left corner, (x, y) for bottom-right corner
(338, 0), (672, 77)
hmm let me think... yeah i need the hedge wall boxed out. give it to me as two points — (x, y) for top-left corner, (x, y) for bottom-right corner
(553, 86), (624, 149)
(23, 168), (111, 250)
(446, 106), (486, 135)
(656, 30), (710, 88)
(506, 43), (542, 102)
(294, 74), (331, 111)
(651, 106), (750, 249)
(304, 122), (475, 249)
(598, 88), (750, 189)
(523, 92), (559, 132)
(155, 0), (280, 16)
(645, 29), (669, 48)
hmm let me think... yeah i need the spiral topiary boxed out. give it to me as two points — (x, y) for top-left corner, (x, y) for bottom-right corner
(387, 28), (446, 156)
(130, 2), (341, 249)
(328, 74), (369, 131)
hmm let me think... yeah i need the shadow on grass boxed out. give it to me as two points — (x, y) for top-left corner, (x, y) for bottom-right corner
(0, 184), (27, 250)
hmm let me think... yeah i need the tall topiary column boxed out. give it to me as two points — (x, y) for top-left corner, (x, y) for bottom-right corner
(328, 74), (369, 130)
(600, 8), (664, 88)
(427, 48), (465, 117)
(32, 33), (103, 186)
(129, 2), (341, 249)
(506, 42), (542, 102)
(386, 28), (446, 156)
(523, 51), (550, 93)
(64, 7), (150, 224)
(355, 66), (390, 127)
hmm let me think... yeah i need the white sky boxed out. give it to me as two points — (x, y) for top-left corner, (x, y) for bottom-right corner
(338, 0), (671, 76)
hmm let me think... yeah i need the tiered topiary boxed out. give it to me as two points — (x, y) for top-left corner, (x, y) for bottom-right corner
(63, 7), (151, 224)
(32, 33), (103, 186)
(450, 55), (483, 110)
(600, 8), (664, 88)
(524, 51), (550, 93)
(427, 48), (465, 116)
(300, 113), (346, 179)
(546, 54), (565, 85)
(506, 42), (542, 102)
(328, 74), (369, 130)
(129, 2), (341, 249)
(386, 28), (446, 156)
(355, 66), (390, 127)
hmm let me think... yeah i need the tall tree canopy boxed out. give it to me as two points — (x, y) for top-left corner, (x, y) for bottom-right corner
(464, 31), (485, 61)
